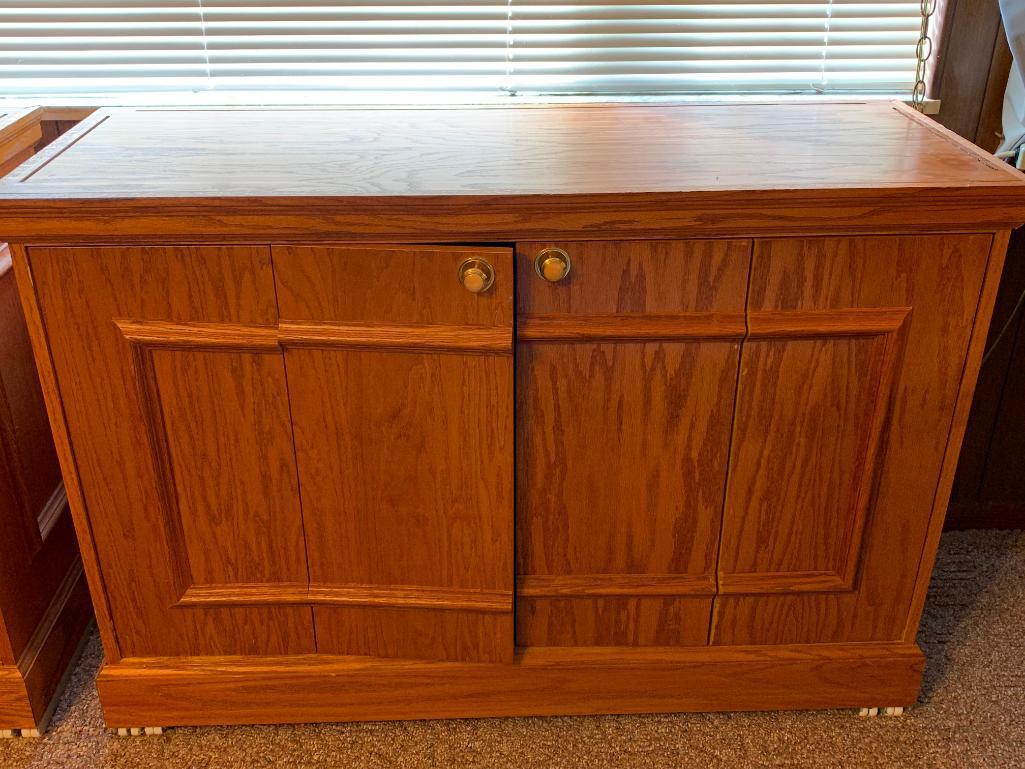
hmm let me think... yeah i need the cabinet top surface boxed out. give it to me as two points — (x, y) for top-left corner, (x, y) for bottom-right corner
(1, 102), (1023, 240)
(2, 102), (1022, 199)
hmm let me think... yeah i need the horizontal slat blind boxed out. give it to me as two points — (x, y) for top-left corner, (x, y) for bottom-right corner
(507, 1), (922, 94)
(0, 1), (922, 97)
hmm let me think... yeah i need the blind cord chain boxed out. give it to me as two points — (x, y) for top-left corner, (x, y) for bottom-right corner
(913, 0), (936, 111)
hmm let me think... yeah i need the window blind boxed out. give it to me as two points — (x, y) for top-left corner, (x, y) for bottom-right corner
(0, 1), (924, 99)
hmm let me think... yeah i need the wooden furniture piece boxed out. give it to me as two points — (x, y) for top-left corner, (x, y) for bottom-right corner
(0, 109), (94, 738)
(0, 102), (1022, 729)
(0, 107), (93, 180)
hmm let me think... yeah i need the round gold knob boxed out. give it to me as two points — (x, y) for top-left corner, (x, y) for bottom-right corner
(457, 258), (495, 294)
(535, 247), (571, 283)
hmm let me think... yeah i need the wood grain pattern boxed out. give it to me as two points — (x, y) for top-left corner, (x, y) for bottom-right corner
(719, 309), (908, 596)
(278, 321), (511, 354)
(518, 574), (716, 597)
(115, 320), (279, 351)
(274, 245), (514, 663)
(902, 230), (1012, 639)
(712, 234), (993, 645)
(94, 642), (924, 727)
(0, 234), (92, 728)
(0, 108), (42, 179)
(9, 243), (119, 662)
(517, 239), (749, 647)
(3, 103), (1013, 722)
(1, 104), (1024, 241)
(28, 245), (315, 658)
(518, 313), (745, 342)
(148, 350), (308, 597)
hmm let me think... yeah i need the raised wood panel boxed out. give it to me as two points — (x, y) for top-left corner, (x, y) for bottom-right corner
(516, 239), (750, 647)
(147, 349), (308, 596)
(712, 234), (993, 645)
(29, 245), (316, 657)
(273, 245), (514, 664)
(719, 309), (908, 595)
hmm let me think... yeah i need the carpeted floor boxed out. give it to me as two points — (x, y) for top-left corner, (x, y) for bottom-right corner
(2, 529), (1024, 769)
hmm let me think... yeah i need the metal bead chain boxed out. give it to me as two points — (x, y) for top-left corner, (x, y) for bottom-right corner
(912, 0), (936, 112)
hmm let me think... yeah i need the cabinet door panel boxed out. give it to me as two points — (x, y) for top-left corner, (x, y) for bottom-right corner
(148, 349), (308, 595)
(713, 235), (992, 644)
(30, 246), (315, 657)
(273, 244), (514, 663)
(516, 239), (751, 647)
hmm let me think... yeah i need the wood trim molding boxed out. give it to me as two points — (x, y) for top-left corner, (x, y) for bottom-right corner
(117, 319), (511, 355)
(518, 312), (746, 342)
(718, 570), (851, 595)
(748, 307), (911, 338)
(10, 557), (93, 728)
(177, 583), (310, 607)
(36, 482), (67, 542)
(178, 583), (512, 613)
(308, 584), (511, 612)
(517, 573), (717, 597)
(3, 188), (1025, 244)
(115, 320), (279, 352)
(117, 316), (515, 615)
(16, 559), (83, 678)
(95, 642), (925, 727)
(279, 321), (511, 354)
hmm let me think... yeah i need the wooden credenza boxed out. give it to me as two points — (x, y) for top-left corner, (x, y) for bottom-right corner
(0, 103), (1022, 729)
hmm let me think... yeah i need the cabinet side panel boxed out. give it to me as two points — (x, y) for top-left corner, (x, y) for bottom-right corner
(713, 234), (991, 644)
(29, 245), (315, 657)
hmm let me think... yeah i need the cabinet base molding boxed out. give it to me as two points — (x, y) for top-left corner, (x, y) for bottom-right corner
(0, 561), (93, 731)
(96, 642), (924, 728)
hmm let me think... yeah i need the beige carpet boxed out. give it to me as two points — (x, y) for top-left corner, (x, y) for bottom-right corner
(2, 529), (1024, 769)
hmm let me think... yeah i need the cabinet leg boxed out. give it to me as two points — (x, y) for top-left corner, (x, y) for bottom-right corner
(859, 706), (907, 717)
(115, 727), (163, 737)
(0, 728), (41, 738)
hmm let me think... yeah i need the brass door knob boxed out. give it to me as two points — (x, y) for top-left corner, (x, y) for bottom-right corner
(535, 247), (571, 283)
(457, 258), (495, 294)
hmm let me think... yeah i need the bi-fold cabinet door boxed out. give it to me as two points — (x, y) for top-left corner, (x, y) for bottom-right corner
(29, 243), (515, 663)
(712, 234), (993, 645)
(30, 245), (316, 658)
(30, 235), (992, 662)
(515, 239), (751, 647)
(272, 244), (514, 663)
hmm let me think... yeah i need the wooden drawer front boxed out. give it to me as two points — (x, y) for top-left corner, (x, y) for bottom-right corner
(516, 239), (750, 646)
(713, 234), (993, 645)
(29, 246), (315, 658)
(273, 245), (514, 663)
